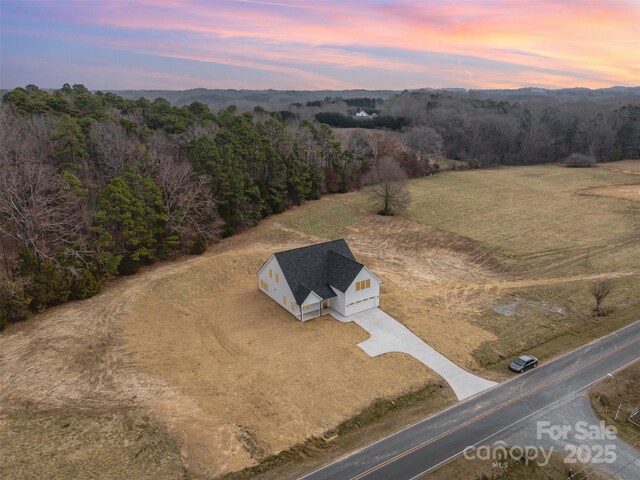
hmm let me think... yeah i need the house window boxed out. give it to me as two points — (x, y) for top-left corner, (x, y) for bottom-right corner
(269, 269), (272, 278)
(366, 279), (371, 289)
(291, 301), (295, 311)
(276, 272), (279, 283)
(283, 295), (286, 305)
(261, 279), (269, 291)
(356, 280), (369, 291)
(303, 304), (313, 311)
(356, 281), (361, 291)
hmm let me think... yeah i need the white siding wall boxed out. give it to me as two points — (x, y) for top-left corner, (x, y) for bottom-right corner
(343, 267), (381, 316)
(258, 256), (300, 319)
(329, 286), (345, 314)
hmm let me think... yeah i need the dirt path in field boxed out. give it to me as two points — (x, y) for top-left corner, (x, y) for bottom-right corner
(600, 167), (640, 176)
(426, 269), (640, 298)
(579, 184), (640, 202)
(0, 223), (329, 476)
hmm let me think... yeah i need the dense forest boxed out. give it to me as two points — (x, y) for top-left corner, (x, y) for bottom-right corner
(0, 84), (371, 329)
(384, 90), (640, 166)
(294, 89), (640, 166)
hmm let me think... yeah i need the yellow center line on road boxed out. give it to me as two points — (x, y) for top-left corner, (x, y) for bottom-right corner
(350, 334), (640, 480)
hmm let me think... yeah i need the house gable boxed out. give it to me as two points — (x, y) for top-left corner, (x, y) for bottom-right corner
(342, 266), (382, 316)
(257, 255), (298, 313)
(302, 290), (322, 306)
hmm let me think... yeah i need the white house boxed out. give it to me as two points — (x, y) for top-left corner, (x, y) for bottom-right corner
(355, 110), (370, 117)
(257, 239), (383, 321)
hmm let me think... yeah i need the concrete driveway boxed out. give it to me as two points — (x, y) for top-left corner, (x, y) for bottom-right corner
(330, 307), (497, 400)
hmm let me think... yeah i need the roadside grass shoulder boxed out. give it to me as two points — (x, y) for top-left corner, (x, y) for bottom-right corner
(220, 382), (454, 480)
(589, 360), (640, 447)
(418, 451), (609, 480)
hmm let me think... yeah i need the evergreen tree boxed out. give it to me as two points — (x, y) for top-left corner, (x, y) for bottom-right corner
(51, 114), (87, 166)
(92, 165), (167, 275)
(14, 250), (71, 311)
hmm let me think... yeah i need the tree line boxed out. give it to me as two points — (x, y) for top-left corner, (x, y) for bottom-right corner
(278, 88), (640, 168)
(384, 90), (640, 166)
(0, 84), (370, 329)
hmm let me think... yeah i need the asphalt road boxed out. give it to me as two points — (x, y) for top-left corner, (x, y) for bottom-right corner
(298, 320), (640, 480)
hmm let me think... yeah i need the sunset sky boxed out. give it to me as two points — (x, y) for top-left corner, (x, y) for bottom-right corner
(1, 0), (639, 91)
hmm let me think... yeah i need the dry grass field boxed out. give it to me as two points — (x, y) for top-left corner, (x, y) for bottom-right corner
(599, 159), (640, 173)
(2, 162), (640, 479)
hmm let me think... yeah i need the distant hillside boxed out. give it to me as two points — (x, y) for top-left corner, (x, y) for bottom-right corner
(109, 88), (399, 108)
(106, 86), (640, 108)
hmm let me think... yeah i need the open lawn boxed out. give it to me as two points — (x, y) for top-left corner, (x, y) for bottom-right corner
(2, 162), (639, 479)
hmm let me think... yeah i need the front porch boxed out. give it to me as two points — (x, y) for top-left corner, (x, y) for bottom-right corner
(300, 299), (330, 321)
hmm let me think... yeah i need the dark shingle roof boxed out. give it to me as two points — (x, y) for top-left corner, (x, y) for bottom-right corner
(327, 250), (364, 292)
(274, 239), (363, 304)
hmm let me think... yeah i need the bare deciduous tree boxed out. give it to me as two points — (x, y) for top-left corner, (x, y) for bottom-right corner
(88, 121), (139, 182)
(365, 156), (411, 216)
(591, 280), (613, 316)
(185, 122), (219, 142)
(147, 133), (221, 244)
(404, 126), (444, 158)
(0, 129), (85, 261)
(344, 130), (374, 159)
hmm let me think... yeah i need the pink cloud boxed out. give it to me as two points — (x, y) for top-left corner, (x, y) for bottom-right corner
(4, 0), (639, 89)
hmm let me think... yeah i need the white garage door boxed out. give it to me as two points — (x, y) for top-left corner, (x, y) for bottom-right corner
(347, 296), (378, 315)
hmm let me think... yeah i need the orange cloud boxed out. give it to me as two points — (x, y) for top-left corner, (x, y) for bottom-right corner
(4, 0), (639, 89)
